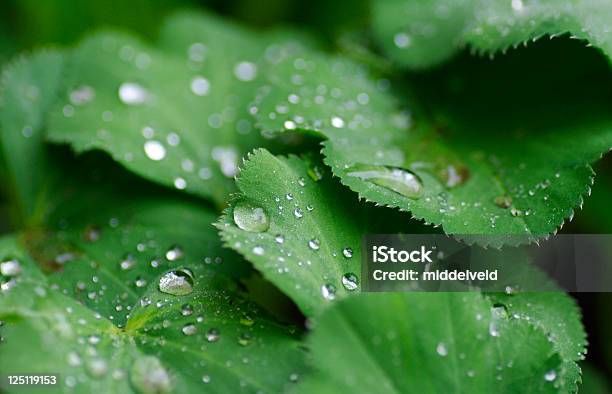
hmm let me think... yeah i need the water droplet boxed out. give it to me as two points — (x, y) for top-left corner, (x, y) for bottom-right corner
(212, 146), (238, 177)
(330, 116), (345, 128)
(0, 258), (22, 276)
(158, 268), (194, 296)
(120, 254), (136, 270)
(436, 342), (448, 357)
(84, 357), (108, 379)
(512, 0), (524, 12)
(174, 177), (187, 190)
(134, 277), (147, 288)
(143, 140), (166, 161)
(165, 245), (184, 261)
(190, 76), (210, 96)
(347, 165), (422, 199)
(294, 208), (304, 218)
(240, 316), (255, 326)
(234, 61), (258, 81)
(285, 193), (294, 200)
(494, 195), (513, 209)
(321, 284), (336, 300)
(181, 304), (193, 317)
(289, 373), (299, 383)
(439, 165), (469, 188)
(308, 239), (320, 250)
(70, 85), (95, 105)
(182, 323), (198, 336)
(238, 333), (252, 346)
(394, 32), (412, 48)
(202, 375), (211, 384)
(118, 82), (148, 105)
(544, 369), (556, 382)
(252, 246), (265, 256)
(83, 226), (101, 242)
(233, 201), (270, 232)
(341, 273), (359, 291)
(130, 356), (172, 394)
(206, 328), (220, 342)
(342, 247), (353, 259)
(188, 42), (206, 62)
(275, 235), (285, 244)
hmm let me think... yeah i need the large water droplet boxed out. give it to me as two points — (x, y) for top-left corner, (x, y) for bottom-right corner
(233, 201), (270, 232)
(118, 82), (148, 105)
(341, 273), (359, 291)
(143, 140), (166, 161)
(158, 268), (194, 296)
(130, 356), (172, 394)
(347, 165), (422, 199)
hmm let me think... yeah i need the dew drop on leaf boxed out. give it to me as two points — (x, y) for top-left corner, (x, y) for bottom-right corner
(544, 369), (557, 382)
(342, 247), (353, 259)
(182, 323), (198, 336)
(341, 273), (359, 291)
(190, 76), (210, 96)
(85, 358), (108, 379)
(436, 342), (448, 357)
(119, 254), (136, 270)
(70, 85), (95, 105)
(321, 284), (336, 300)
(238, 333), (252, 346)
(233, 61), (257, 81)
(308, 239), (320, 250)
(158, 268), (194, 296)
(130, 356), (172, 394)
(118, 82), (148, 105)
(347, 165), (422, 199)
(233, 201), (270, 232)
(494, 195), (513, 209)
(0, 258), (22, 276)
(206, 328), (220, 342)
(181, 304), (193, 317)
(294, 208), (304, 219)
(165, 245), (184, 261)
(143, 140), (166, 161)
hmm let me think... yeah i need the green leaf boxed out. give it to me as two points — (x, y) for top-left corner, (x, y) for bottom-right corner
(371, 0), (612, 69)
(0, 232), (303, 393)
(252, 47), (612, 238)
(47, 11), (309, 206)
(0, 50), (64, 225)
(296, 293), (579, 393)
(488, 292), (587, 392)
(216, 149), (403, 317)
